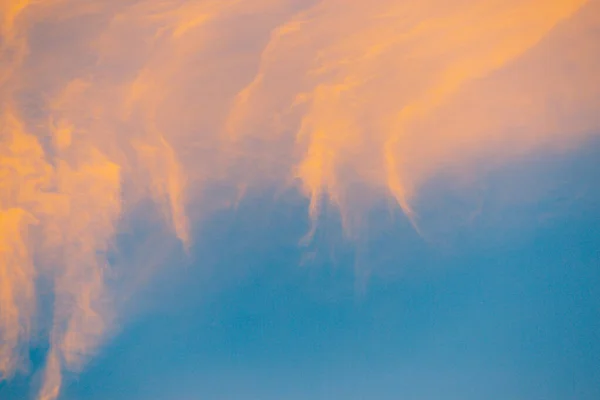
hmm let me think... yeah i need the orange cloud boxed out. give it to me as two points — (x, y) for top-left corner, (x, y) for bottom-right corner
(227, 0), (596, 230)
(0, 1), (598, 399)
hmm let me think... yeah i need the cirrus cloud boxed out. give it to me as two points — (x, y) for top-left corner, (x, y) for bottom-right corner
(0, 0), (598, 399)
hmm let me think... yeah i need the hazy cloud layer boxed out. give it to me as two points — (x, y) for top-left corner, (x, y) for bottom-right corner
(1, 0), (598, 398)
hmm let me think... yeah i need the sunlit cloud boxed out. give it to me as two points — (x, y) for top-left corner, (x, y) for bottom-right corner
(0, 0), (598, 398)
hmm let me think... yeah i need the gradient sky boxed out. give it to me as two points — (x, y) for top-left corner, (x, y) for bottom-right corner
(1, 1), (599, 399)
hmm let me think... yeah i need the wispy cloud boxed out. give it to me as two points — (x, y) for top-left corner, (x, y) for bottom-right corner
(0, 0), (598, 398)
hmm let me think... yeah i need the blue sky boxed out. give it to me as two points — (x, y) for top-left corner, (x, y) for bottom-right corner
(3, 139), (597, 400)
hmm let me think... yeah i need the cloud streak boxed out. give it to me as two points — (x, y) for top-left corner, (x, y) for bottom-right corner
(0, 0), (598, 398)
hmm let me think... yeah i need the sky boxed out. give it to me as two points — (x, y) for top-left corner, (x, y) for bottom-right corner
(0, 0), (599, 399)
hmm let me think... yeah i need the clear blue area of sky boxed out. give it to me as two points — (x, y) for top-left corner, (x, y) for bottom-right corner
(1, 140), (599, 400)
